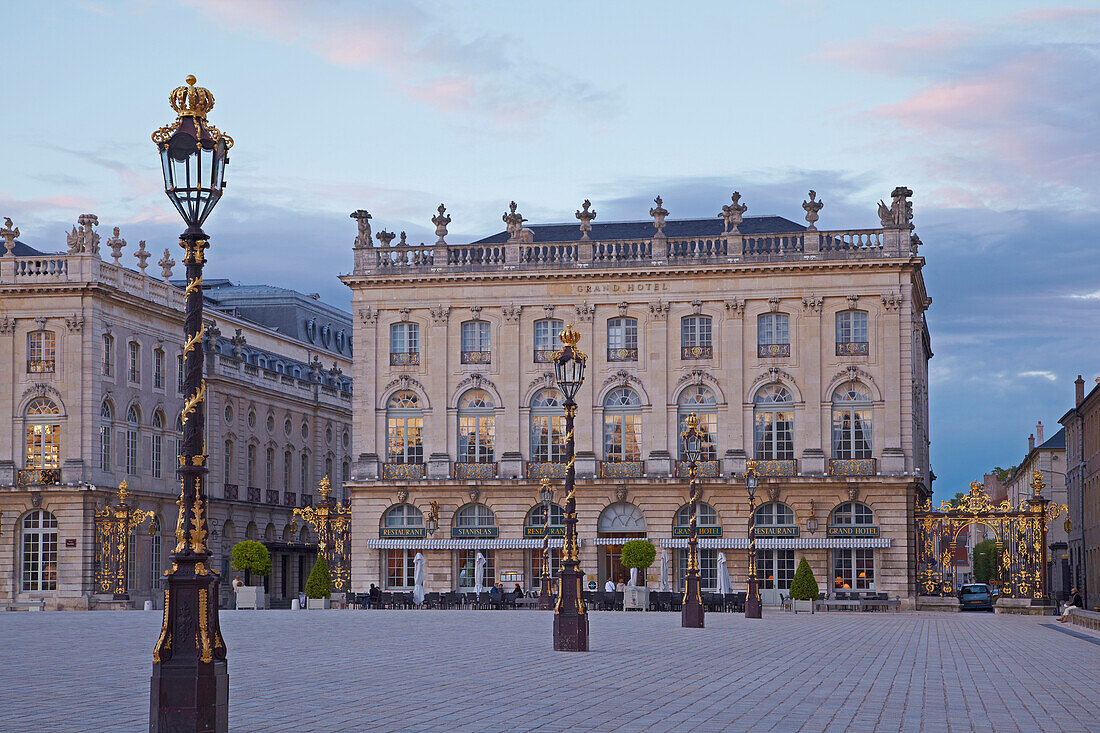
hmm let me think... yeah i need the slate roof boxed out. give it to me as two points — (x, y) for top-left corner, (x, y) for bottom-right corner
(0, 240), (50, 257)
(470, 215), (805, 245)
(1039, 427), (1066, 451)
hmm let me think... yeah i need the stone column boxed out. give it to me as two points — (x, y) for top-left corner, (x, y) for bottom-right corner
(354, 306), (380, 479)
(645, 301), (671, 476)
(498, 308), (523, 479)
(426, 309), (451, 480)
(881, 300), (905, 474)
(800, 296), (825, 476)
(722, 299), (745, 475)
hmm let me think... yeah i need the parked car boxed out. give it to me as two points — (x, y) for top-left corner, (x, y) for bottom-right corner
(958, 583), (995, 612)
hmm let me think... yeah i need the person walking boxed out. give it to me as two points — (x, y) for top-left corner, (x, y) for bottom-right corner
(231, 575), (243, 610)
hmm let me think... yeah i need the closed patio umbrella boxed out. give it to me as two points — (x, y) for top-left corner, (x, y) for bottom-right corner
(716, 552), (733, 595)
(413, 552), (425, 605)
(660, 549), (672, 592)
(474, 551), (487, 593)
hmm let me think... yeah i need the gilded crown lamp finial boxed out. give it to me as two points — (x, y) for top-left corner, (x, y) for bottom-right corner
(558, 323), (581, 348)
(169, 75), (216, 119)
(684, 412), (699, 430)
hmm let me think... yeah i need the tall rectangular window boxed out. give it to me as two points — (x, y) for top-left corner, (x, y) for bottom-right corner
(607, 318), (638, 361)
(151, 434), (163, 479)
(153, 349), (165, 389)
(836, 311), (869, 356)
(266, 448), (274, 488)
(127, 532), (138, 591)
(461, 321), (491, 351)
(386, 549), (416, 589)
(300, 453), (309, 493)
(150, 530), (161, 589)
(387, 416), (424, 464)
(284, 450), (292, 491)
(103, 335), (114, 376)
(247, 444), (256, 485)
(99, 426), (111, 471)
(757, 313), (790, 358)
(128, 342), (140, 383)
(28, 331), (56, 373)
(534, 319), (564, 361)
(389, 323), (420, 365)
(177, 355), (184, 393)
(457, 549), (495, 589)
(681, 316), (713, 359)
(224, 440), (234, 484)
(126, 429), (138, 475)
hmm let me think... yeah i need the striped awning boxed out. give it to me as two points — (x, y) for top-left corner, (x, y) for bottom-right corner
(593, 537), (650, 546)
(657, 537), (891, 550)
(367, 538), (569, 550)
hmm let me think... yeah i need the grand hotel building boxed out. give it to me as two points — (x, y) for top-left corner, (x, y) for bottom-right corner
(343, 188), (932, 605)
(0, 216), (353, 610)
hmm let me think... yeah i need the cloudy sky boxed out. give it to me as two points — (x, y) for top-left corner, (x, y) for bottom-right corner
(3, 1), (1098, 496)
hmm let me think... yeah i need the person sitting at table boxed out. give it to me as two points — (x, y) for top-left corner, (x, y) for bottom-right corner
(489, 583), (501, 596)
(513, 583), (524, 597)
(368, 583), (381, 608)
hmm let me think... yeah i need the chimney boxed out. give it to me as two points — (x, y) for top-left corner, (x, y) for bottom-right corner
(1028, 433), (1035, 452)
(1077, 375), (1086, 406)
(1036, 421), (1044, 445)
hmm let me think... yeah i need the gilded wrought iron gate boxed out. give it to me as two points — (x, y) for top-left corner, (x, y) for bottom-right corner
(293, 476), (352, 593)
(915, 471), (1065, 600)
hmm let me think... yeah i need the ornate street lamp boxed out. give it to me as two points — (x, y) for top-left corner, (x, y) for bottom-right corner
(538, 477), (555, 610)
(744, 460), (762, 619)
(425, 501), (440, 536)
(680, 413), (706, 628)
(806, 499), (819, 535)
(552, 324), (588, 651)
(149, 75), (232, 732)
(293, 476), (352, 593)
(93, 480), (153, 600)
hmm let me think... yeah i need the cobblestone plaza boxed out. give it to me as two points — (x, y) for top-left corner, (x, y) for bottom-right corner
(3, 610), (1097, 732)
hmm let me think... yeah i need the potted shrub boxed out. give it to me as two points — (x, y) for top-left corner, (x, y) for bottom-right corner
(304, 555), (333, 610)
(789, 557), (819, 613)
(620, 539), (656, 611)
(231, 540), (272, 610)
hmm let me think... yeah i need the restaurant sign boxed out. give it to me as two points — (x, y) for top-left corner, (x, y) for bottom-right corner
(755, 526), (799, 538)
(451, 526), (499, 539)
(827, 525), (880, 538)
(380, 526), (426, 538)
(524, 525), (565, 538)
(672, 526), (722, 538)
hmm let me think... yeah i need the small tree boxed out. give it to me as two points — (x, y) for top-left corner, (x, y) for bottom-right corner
(304, 556), (333, 599)
(231, 540), (272, 585)
(973, 539), (1000, 584)
(789, 558), (819, 601)
(620, 539), (656, 586)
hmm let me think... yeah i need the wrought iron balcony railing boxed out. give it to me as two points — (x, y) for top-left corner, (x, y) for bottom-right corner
(681, 345), (713, 360)
(390, 351), (420, 366)
(829, 458), (876, 476)
(674, 460), (720, 478)
(454, 462), (497, 479)
(758, 343), (790, 358)
(247, 487), (261, 503)
(607, 347), (638, 362)
(461, 350), (491, 365)
(301, 494), (313, 508)
(265, 489), (280, 505)
(836, 341), (870, 356)
(383, 462), (426, 480)
(224, 483), (239, 501)
(526, 461), (568, 479)
(17, 468), (60, 486)
(533, 349), (555, 363)
(283, 492), (297, 507)
(752, 459), (797, 477)
(599, 461), (643, 478)
(27, 359), (55, 373)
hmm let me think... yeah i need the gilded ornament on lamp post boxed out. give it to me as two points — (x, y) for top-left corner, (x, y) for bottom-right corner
(537, 477), (555, 610)
(744, 460), (762, 619)
(293, 476), (352, 593)
(680, 413), (706, 628)
(93, 480), (154, 600)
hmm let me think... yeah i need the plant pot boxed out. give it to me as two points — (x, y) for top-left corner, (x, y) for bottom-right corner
(307, 597), (331, 610)
(623, 586), (649, 611)
(792, 598), (813, 614)
(235, 585), (265, 610)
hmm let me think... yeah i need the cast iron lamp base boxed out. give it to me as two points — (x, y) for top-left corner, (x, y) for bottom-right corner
(681, 574), (705, 628)
(553, 568), (589, 651)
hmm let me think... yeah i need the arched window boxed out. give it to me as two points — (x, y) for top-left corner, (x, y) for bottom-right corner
(533, 318), (564, 362)
(757, 313), (790, 357)
(607, 317), (638, 361)
(383, 504), (424, 527)
(836, 310), (869, 355)
(28, 330), (56, 373)
(455, 503), (496, 527)
(603, 388), (642, 462)
(680, 315), (712, 359)
(674, 502), (719, 590)
(675, 502), (719, 527)
(753, 385), (794, 460)
(390, 322), (420, 365)
(831, 502), (876, 590)
(527, 502), (565, 527)
(458, 389), (495, 464)
(832, 382), (873, 459)
(831, 502), (875, 525)
(151, 410), (164, 479)
(24, 398), (60, 471)
(126, 405), (140, 475)
(386, 391), (423, 465)
(21, 510), (58, 591)
(597, 503), (647, 586)
(754, 502), (795, 526)
(529, 388), (565, 462)
(461, 321), (491, 363)
(677, 386), (717, 461)
(99, 401), (113, 471)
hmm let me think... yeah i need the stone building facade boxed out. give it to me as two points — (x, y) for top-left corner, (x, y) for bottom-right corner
(1061, 376), (1100, 610)
(0, 216), (352, 609)
(342, 188), (932, 604)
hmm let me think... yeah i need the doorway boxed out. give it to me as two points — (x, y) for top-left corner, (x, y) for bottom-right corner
(757, 549), (794, 606)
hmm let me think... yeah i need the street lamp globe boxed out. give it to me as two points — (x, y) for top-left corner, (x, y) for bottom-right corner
(152, 75), (232, 230)
(553, 324), (587, 400)
(682, 412), (703, 465)
(538, 477), (555, 506)
(744, 459), (758, 501)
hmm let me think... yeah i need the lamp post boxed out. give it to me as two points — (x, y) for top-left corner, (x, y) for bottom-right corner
(744, 459), (762, 619)
(680, 412), (706, 628)
(425, 501), (440, 537)
(538, 477), (555, 610)
(552, 324), (588, 651)
(149, 75), (232, 732)
(93, 480), (153, 599)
